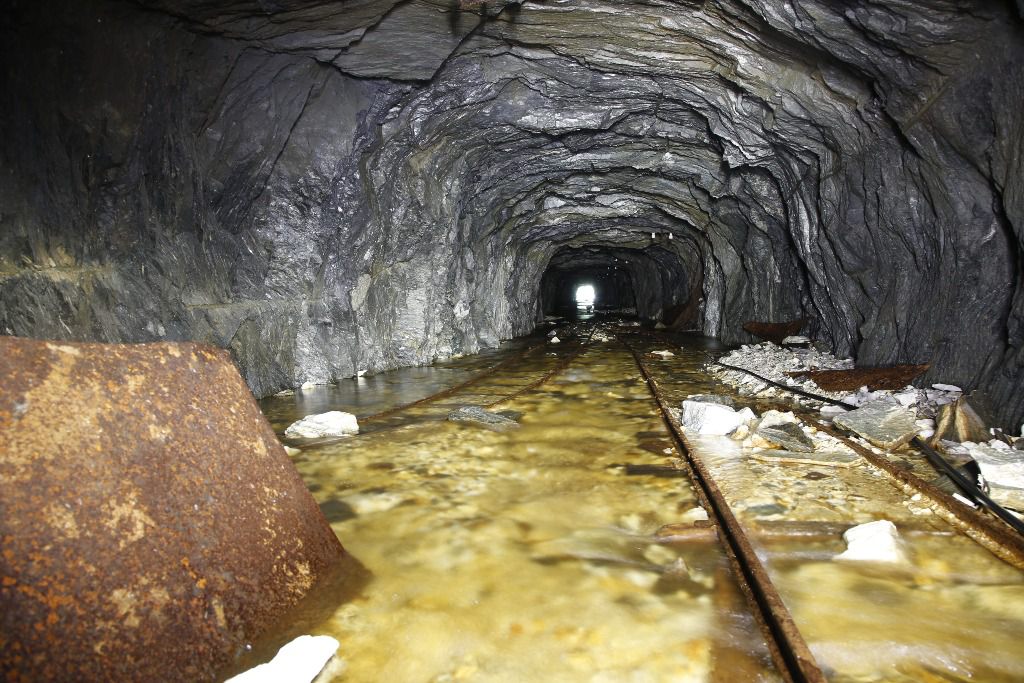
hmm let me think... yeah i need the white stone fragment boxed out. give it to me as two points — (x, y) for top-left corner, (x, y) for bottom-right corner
(835, 520), (908, 564)
(550, 336), (561, 344)
(932, 383), (962, 392)
(285, 411), (359, 438)
(680, 507), (709, 523)
(680, 400), (754, 436)
(781, 335), (810, 345)
(650, 349), (675, 358)
(893, 390), (918, 407)
(758, 410), (800, 429)
(226, 635), (340, 683)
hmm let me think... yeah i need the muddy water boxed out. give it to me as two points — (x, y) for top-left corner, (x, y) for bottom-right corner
(632, 336), (1024, 683)
(261, 332), (777, 682)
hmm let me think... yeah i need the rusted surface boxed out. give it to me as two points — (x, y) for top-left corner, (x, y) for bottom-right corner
(0, 337), (349, 682)
(622, 336), (826, 683)
(742, 319), (805, 344)
(787, 363), (930, 391)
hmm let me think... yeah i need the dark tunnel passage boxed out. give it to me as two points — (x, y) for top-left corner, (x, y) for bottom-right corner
(1, 0), (1022, 431)
(539, 244), (695, 326)
(3, 2), (1024, 681)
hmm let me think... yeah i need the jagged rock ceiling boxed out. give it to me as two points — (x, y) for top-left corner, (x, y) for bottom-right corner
(1, 0), (1022, 427)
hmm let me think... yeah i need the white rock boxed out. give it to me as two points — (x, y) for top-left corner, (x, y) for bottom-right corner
(758, 410), (800, 429)
(650, 349), (675, 358)
(285, 411), (359, 439)
(226, 635), (340, 683)
(680, 507), (709, 523)
(549, 336), (561, 344)
(835, 520), (908, 564)
(893, 390), (918, 407)
(680, 400), (754, 436)
(283, 445), (301, 457)
(932, 383), (962, 392)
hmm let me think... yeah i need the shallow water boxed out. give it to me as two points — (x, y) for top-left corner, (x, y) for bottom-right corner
(261, 331), (777, 682)
(259, 327), (1024, 682)
(634, 337), (1024, 682)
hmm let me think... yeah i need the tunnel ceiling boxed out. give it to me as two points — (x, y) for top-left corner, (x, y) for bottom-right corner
(1, 0), (1022, 427)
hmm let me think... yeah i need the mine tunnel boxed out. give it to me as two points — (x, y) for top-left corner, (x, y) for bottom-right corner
(2, 1), (1024, 682)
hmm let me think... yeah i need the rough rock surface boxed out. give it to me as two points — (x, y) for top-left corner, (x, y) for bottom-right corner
(448, 405), (520, 431)
(833, 400), (920, 450)
(755, 423), (816, 453)
(2, 1), (1023, 429)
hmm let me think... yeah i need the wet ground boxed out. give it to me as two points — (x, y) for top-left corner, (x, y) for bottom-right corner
(258, 320), (1024, 682)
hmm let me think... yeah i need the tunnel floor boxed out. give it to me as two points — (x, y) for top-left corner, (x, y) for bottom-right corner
(259, 320), (1024, 682)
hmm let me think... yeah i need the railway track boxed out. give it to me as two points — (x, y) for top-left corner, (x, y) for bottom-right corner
(354, 323), (597, 430)
(348, 323), (831, 682)
(620, 334), (827, 683)
(278, 321), (1024, 681)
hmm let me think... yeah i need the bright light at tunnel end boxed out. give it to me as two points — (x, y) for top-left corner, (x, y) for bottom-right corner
(575, 284), (596, 306)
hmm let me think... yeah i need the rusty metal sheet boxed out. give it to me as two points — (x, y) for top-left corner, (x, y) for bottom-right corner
(0, 337), (349, 682)
(742, 319), (806, 344)
(786, 363), (930, 391)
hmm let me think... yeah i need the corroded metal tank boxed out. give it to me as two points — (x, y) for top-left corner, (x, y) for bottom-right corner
(0, 337), (350, 681)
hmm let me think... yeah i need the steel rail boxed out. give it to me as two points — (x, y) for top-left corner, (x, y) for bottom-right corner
(357, 324), (596, 426)
(621, 335), (827, 683)
(486, 324), (597, 407)
(358, 338), (549, 424)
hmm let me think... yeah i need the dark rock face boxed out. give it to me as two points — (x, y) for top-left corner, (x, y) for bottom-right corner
(1, 1), (1022, 428)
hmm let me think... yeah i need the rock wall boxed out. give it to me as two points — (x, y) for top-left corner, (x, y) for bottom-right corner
(1, 0), (1022, 428)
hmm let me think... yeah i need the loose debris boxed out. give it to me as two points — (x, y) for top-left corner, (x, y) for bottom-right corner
(708, 339), (1024, 513)
(680, 398), (756, 436)
(226, 635), (341, 683)
(285, 411), (360, 438)
(832, 400), (920, 450)
(448, 405), (520, 431)
(835, 520), (909, 564)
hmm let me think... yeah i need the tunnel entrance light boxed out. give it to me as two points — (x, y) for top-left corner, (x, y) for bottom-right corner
(575, 284), (596, 307)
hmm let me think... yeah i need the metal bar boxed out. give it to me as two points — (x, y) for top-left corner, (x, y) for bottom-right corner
(360, 338), (548, 423)
(622, 336), (827, 683)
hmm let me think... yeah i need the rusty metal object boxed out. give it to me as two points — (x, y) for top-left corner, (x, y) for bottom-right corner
(0, 337), (351, 682)
(622, 337), (826, 683)
(786, 363), (929, 391)
(742, 319), (806, 344)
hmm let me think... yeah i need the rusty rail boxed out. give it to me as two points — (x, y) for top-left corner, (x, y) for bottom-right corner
(620, 335), (827, 683)
(487, 324), (597, 407)
(359, 339), (549, 423)
(356, 324), (595, 425)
